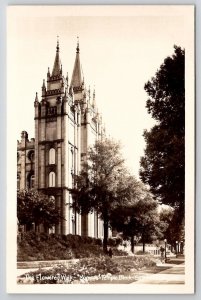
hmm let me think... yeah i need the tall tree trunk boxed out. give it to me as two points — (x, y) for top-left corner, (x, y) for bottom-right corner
(131, 235), (134, 253)
(103, 216), (109, 253)
(142, 233), (145, 253)
(143, 242), (145, 253)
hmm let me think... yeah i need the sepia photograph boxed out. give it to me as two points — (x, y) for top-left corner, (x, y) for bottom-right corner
(7, 5), (194, 293)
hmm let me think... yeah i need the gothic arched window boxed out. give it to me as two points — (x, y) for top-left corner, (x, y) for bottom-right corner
(30, 175), (35, 189)
(49, 148), (56, 165)
(28, 150), (35, 162)
(49, 172), (56, 187)
(49, 195), (55, 202)
(27, 173), (35, 189)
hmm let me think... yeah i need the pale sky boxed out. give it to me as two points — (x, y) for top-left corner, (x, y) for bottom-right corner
(7, 6), (193, 177)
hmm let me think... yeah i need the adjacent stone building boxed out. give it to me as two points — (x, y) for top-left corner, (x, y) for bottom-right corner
(17, 39), (105, 238)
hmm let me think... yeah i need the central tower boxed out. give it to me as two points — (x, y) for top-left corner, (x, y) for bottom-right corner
(34, 39), (104, 237)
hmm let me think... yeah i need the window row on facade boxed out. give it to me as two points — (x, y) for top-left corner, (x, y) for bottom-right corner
(17, 148), (56, 165)
(17, 171), (57, 189)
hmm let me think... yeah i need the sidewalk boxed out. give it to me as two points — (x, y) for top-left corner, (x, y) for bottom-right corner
(130, 260), (185, 284)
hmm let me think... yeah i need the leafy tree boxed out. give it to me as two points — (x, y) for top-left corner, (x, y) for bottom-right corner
(140, 46), (185, 226)
(72, 138), (125, 253)
(110, 176), (142, 253)
(159, 206), (185, 247)
(17, 189), (61, 231)
(111, 179), (161, 253)
(137, 206), (162, 253)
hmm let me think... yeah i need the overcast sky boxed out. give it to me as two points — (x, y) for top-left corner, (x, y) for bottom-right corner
(7, 6), (193, 177)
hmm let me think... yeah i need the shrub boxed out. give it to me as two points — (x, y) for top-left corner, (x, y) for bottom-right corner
(115, 237), (123, 246)
(114, 256), (156, 272)
(112, 248), (127, 256)
(135, 250), (150, 255)
(108, 238), (116, 247)
(39, 232), (49, 241)
(95, 238), (102, 246)
(18, 256), (120, 284)
(18, 255), (156, 284)
(18, 233), (105, 261)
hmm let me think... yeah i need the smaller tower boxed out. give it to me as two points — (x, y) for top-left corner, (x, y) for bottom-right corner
(17, 131), (35, 191)
(70, 37), (84, 100)
(52, 37), (62, 77)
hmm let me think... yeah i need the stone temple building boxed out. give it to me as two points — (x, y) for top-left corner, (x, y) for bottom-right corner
(17, 39), (106, 238)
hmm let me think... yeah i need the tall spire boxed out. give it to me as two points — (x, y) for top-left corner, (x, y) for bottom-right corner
(52, 36), (61, 76)
(76, 36), (80, 54)
(34, 92), (39, 105)
(92, 86), (96, 107)
(66, 72), (69, 89)
(70, 37), (82, 89)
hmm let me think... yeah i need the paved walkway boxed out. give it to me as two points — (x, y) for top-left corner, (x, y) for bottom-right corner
(130, 262), (185, 284)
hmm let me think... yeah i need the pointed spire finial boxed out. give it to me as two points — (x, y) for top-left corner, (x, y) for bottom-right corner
(35, 92), (38, 102)
(76, 36), (80, 53)
(92, 86), (96, 107)
(70, 36), (82, 89)
(57, 35), (59, 52)
(34, 92), (39, 107)
(52, 37), (61, 76)
(42, 79), (46, 89)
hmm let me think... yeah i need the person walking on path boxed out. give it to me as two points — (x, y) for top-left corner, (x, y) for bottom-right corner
(160, 246), (165, 263)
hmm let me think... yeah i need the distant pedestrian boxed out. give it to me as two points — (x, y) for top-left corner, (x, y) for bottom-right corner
(160, 246), (165, 263)
(108, 247), (113, 258)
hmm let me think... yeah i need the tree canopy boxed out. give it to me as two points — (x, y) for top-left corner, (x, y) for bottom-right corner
(110, 180), (161, 253)
(140, 46), (185, 225)
(17, 189), (61, 231)
(159, 206), (185, 245)
(72, 138), (130, 252)
(73, 137), (162, 252)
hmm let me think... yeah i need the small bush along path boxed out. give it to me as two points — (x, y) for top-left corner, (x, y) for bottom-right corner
(17, 255), (157, 284)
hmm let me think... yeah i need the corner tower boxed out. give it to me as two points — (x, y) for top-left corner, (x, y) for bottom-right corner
(33, 38), (104, 237)
(34, 39), (81, 235)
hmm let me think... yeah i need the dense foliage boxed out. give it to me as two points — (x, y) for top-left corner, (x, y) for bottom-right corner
(72, 137), (165, 252)
(17, 232), (126, 261)
(140, 46), (185, 230)
(18, 255), (156, 284)
(159, 206), (185, 246)
(17, 189), (61, 230)
(110, 181), (162, 253)
(72, 138), (126, 252)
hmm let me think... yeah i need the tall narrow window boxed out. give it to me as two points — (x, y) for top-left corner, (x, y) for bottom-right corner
(27, 173), (34, 189)
(49, 148), (55, 164)
(30, 175), (35, 189)
(28, 150), (34, 162)
(49, 172), (56, 187)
